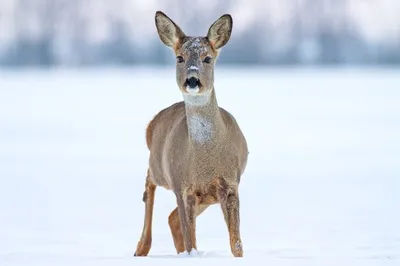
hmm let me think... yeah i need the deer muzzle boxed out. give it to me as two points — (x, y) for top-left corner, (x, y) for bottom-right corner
(185, 77), (200, 89)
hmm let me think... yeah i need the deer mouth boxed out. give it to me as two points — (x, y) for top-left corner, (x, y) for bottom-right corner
(184, 77), (201, 93)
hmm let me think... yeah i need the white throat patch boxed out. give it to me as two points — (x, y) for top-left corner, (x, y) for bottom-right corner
(187, 115), (213, 144)
(183, 90), (211, 106)
(183, 90), (214, 143)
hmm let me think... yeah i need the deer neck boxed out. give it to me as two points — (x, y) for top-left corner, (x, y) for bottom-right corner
(183, 88), (225, 146)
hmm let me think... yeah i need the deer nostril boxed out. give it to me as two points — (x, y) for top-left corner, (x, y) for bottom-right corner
(187, 77), (200, 88)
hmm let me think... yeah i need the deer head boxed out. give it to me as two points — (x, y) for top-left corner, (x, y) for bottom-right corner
(155, 11), (233, 96)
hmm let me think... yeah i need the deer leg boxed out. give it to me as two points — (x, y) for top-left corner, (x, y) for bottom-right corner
(134, 172), (156, 256)
(168, 207), (185, 253)
(221, 190), (243, 257)
(169, 204), (208, 254)
(176, 192), (198, 253)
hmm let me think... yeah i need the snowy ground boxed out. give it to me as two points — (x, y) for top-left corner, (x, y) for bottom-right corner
(0, 67), (399, 265)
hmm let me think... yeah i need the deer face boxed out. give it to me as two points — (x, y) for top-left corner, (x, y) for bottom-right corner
(155, 11), (232, 96)
(176, 37), (214, 95)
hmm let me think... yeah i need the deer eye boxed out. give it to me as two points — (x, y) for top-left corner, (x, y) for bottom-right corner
(203, 56), (212, 64)
(176, 56), (184, 63)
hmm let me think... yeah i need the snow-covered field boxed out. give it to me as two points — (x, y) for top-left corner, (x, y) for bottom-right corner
(0, 67), (399, 265)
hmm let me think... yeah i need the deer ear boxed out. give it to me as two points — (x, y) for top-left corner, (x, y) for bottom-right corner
(155, 11), (186, 48)
(207, 14), (233, 50)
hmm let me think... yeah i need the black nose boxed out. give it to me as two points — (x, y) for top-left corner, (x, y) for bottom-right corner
(186, 77), (200, 88)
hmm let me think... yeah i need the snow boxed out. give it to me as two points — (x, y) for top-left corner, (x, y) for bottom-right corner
(183, 38), (208, 55)
(0, 67), (399, 265)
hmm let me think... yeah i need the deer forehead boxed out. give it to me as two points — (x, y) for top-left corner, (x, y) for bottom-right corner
(181, 37), (210, 56)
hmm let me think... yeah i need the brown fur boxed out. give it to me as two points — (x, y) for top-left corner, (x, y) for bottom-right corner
(134, 173), (156, 256)
(134, 11), (248, 258)
(168, 207), (185, 253)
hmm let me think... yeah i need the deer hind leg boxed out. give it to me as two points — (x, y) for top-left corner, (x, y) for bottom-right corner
(219, 179), (243, 257)
(134, 170), (156, 256)
(168, 204), (209, 254)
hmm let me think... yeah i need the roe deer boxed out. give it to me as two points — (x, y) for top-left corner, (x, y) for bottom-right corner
(134, 11), (248, 257)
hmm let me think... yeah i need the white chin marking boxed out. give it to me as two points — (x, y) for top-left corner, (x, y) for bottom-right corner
(186, 86), (200, 94)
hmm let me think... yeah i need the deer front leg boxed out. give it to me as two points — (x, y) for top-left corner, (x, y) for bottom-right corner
(176, 192), (198, 254)
(221, 191), (243, 257)
(134, 172), (156, 256)
(169, 204), (209, 254)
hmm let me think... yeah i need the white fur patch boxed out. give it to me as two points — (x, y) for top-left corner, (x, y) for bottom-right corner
(188, 66), (199, 70)
(187, 114), (213, 144)
(183, 90), (211, 106)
